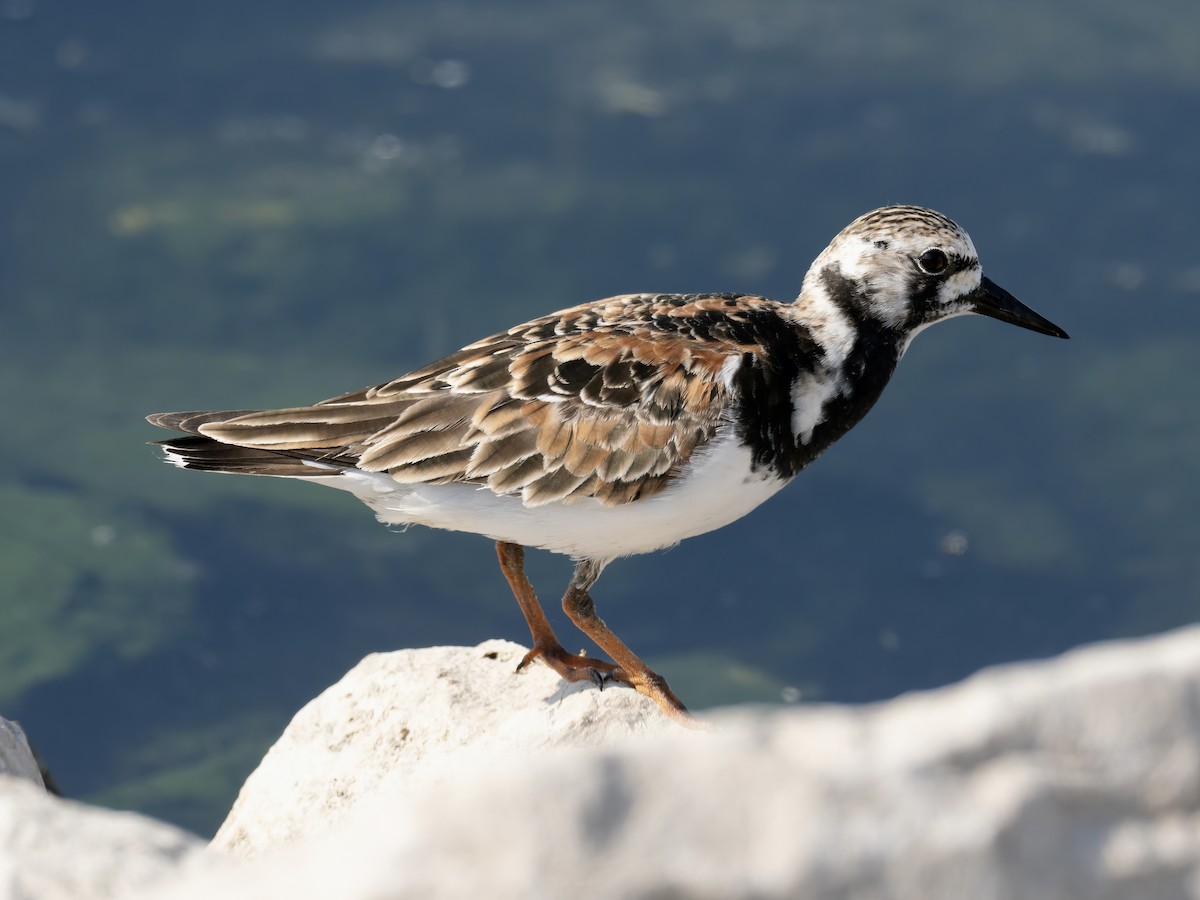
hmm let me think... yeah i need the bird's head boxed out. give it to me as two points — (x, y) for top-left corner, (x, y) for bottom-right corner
(800, 205), (1068, 345)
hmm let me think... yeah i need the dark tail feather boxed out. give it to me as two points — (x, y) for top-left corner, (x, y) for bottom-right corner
(155, 435), (343, 478)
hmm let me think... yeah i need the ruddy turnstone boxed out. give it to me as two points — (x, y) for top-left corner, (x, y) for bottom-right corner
(148, 205), (1068, 723)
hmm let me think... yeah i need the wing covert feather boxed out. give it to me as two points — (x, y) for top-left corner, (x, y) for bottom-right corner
(198, 293), (790, 507)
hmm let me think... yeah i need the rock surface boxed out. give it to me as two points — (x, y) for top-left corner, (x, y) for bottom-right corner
(12, 628), (1200, 900)
(0, 717), (42, 786)
(212, 639), (672, 855)
(0, 775), (209, 900)
(188, 629), (1200, 899)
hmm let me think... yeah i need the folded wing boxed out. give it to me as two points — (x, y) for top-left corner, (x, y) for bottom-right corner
(152, 293), (782, 507)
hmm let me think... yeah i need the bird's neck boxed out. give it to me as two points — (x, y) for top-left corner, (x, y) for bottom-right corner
(732, 274), (906, 481)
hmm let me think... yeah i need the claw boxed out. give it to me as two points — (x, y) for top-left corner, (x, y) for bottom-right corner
(516, 643), (624, 691)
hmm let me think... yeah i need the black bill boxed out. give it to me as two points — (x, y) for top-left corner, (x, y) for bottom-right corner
(970, 276), (1069, 339)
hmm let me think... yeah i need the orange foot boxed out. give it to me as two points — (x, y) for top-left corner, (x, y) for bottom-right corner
(516, 643), (629, 691)
(516, 642), (702, 729)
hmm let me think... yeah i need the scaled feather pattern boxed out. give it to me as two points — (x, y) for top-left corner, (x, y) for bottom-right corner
(177, 293), (791, 507)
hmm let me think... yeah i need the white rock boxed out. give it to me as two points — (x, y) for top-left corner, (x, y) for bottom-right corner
(0, 775), (210, 900)
(212, 638), (671, 856)
(171, 628), (1200, 900)
(0, 718), (42, 786)
(11, 628), (1200, 900)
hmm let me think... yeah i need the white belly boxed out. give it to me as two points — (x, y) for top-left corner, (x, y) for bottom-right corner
(311, 430), (788, 561)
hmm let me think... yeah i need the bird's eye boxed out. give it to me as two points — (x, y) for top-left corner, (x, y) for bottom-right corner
(916, 248), (949, 275)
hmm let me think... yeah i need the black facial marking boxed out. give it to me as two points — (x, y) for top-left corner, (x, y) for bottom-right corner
(819, 264), (882, 330)
(904, 254), (979, 330)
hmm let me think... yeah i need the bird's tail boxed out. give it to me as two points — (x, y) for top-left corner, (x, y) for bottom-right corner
(147, 410), (346, 478)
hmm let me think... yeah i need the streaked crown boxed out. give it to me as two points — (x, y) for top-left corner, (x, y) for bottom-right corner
(800, 205), (984, 332)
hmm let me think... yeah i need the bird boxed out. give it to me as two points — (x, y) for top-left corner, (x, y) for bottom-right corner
(147, 205), (1068, 724)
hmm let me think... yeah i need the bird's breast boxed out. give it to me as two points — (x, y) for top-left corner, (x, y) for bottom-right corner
(732, 323), (903, 480)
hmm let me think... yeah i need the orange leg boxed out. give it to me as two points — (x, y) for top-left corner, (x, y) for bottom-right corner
(495, 541), (692, 723)
(560, 558), (691, 724)
(496, 541), (618, 688)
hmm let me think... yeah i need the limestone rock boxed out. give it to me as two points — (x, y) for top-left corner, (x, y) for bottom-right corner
(211, 638), (672, 856)
(0, 775), (209, 900)
(0, 717), (41, 786)
(186, 628), (1200, 900)
(12, 627), (1200, 900)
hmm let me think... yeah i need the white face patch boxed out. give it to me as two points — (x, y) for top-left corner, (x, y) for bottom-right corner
(936, 266), (983, 310)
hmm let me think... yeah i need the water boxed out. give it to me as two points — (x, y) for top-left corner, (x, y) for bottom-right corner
(2, 0), (1198, 834)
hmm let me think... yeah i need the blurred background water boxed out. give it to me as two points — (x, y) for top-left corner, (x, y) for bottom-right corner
(1, 0), (1197, 834)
